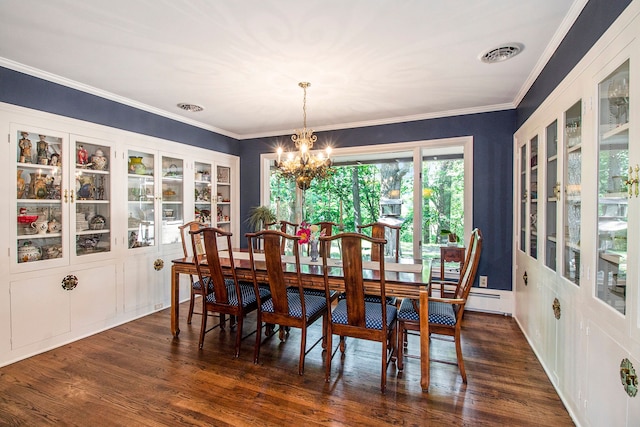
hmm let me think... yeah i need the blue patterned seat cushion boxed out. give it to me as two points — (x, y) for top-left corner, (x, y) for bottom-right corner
(397, 298), (456, 326)
(260, 290), (327, 319)
(291, 287), (338, 299)
(205, 278), (269, 308)
(338, 293), (396, 306)
(331, 300), (397, 330)
(192, 277), (214, 292)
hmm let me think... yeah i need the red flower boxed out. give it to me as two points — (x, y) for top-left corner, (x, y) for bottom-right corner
(296, 227), (311, 244)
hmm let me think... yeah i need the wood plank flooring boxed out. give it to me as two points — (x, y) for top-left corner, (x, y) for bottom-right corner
(0, 304), (574, 426)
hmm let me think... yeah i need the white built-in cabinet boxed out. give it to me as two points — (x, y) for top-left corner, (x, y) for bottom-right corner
(0, 102), (239, 366)
(513, 5), (640, 425)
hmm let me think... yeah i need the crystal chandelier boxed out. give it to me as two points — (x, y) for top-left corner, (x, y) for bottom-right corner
(275, 82), (333, 191)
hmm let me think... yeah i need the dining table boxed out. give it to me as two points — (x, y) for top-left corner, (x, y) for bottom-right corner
(170, 251), (433, 391)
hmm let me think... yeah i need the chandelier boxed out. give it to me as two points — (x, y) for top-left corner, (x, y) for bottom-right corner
(275, 82), (333, 191)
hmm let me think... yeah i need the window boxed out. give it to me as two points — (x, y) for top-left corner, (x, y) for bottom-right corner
(262, 137), (473, 261)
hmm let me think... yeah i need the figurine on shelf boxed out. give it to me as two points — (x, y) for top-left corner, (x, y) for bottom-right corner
(50, 153), (60, 166)
(77, 145), (89, 166)
(37, 135), (48, 165)
(17, 170), (26, 199)
(19, 132), (32, 163)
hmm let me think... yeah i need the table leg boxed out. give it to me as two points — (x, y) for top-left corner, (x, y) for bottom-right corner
(171, 265), (180, 337)
(419, 288), (429, 392)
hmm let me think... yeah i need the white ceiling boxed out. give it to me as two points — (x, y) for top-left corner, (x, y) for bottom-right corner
(0, 0), (583, 140)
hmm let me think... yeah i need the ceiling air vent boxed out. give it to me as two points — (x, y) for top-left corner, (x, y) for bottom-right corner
(480, 44), (523, 64)
(177, 103), (204, 112)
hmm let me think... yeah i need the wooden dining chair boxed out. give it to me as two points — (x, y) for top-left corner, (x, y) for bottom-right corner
(178, 220), (207, 324)
(357, 222), (401, 262)
(320, 232), (398, 393)
(190, 227), (271, 357)
(315, 221), (338, 258)
(397, 228), (483, 383)
(265, 220), (299, 254)
(246, 229), (329, 375)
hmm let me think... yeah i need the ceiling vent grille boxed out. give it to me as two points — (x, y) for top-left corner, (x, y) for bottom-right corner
(177, 103), (204, 112)
(480, 44), (523, 64)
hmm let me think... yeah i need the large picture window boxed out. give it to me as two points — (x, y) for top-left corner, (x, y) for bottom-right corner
(263, 137), (472, 261)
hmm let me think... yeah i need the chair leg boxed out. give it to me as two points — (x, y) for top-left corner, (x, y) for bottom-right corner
(234, 314), (243, 358)
(254, 316), (262, 364)
(325, 326), (332, 383)
(397, 321), (405, 371)
(455, 331), (467, 383)
(298, 325), (307, 375)
(199, 306), (208, 349)
(187, 290), (196, 325)
(321, 313), (328, 349)
(381, 336), (387, 393)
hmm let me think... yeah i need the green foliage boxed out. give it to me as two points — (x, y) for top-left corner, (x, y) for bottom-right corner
(268, 155), (464, 250)
(245, 205), (276, 231)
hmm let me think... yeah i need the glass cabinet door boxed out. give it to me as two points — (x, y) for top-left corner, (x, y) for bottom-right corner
(15, 128), (65, 265)
(545, 121), (558, 271)
(563, 100), (582, 285)
(530, 135), (539, 259)
(194, 161), (212, 224)
(216, 165), (232, 232)
(73, 136), (112, 257)
(519, 144), (527, 252)
(597, 60), (629, 314)
(127, 150), (155, 248)
(161, 156), (184, 245)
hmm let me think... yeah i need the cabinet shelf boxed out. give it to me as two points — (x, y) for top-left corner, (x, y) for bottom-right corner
(602, 122), (629, 140)
(76, 199), (109, 204)
(567, 143), (582, 153)
(76, 229), (109, 236)
(17, 233), (61, 240)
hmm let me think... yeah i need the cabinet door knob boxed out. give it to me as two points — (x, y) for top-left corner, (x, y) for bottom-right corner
(154, 259), (164, 271)
(61, 275), (78, 290)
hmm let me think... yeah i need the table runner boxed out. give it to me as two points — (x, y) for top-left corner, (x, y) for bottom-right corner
(220, 250), (422, 273)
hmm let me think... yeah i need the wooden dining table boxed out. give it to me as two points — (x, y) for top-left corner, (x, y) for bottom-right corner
(170, 252), (433, 391)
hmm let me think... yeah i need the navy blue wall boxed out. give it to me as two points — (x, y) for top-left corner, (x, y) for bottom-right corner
(0, 67), (239, 155)
(239, 110), (516, 290)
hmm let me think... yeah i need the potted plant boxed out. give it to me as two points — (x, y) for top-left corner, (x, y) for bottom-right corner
(440, 229), (459, 245)
(246, 205), (276, 231)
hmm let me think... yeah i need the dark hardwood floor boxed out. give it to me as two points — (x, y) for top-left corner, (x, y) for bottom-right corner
(0, 303), (574, 426)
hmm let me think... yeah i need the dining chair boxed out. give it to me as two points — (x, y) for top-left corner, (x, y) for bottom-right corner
(246, 229), (329, 375)
(397, 228), (483, 383)
(320, 232), (398, 393)
(178, 220), (208, 324)
(357, 221), (401, 262)
(314, 221), (338, 258)
(265, 220), (299, 254)
(190, 227), (270, 357)
(356, 221), (400, 306)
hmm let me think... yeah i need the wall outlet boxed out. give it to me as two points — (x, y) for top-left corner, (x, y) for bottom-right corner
(479, 275), (488, 287)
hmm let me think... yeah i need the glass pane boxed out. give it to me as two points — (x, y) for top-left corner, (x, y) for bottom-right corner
(127, 150), (155, 248)
(422, 155), (464, 263)
(269, 150), (424, 260)
(162, 156), (184, 245)
(520, 145), (526, 252)
(596, 60), (629, 314)
(545, 120), (558, 271)
(530, 135), (538, 259)
(563, 100), (582, 285)
(75, 140), (111, 256)
(216, 165), (232, 231)
(16, 130), (64, 264)
(194, 161), (212, 224)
